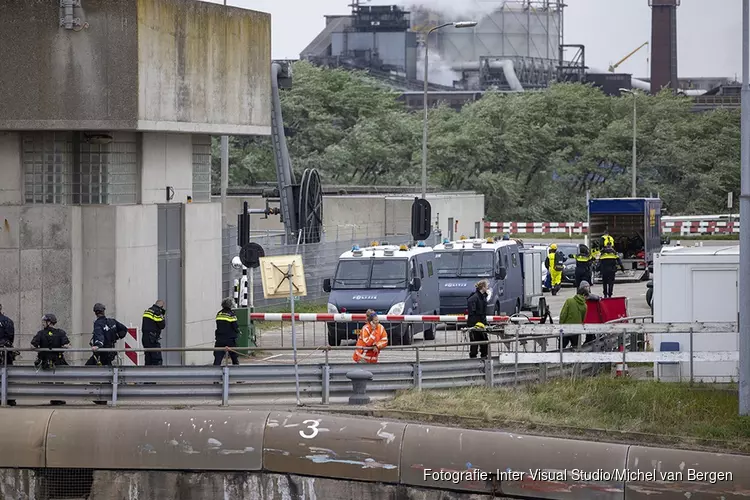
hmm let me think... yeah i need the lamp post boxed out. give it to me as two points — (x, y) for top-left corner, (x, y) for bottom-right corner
(421, 20), (477, 200)
(619, 88), (638, 198)
(739, 0), (749, 416)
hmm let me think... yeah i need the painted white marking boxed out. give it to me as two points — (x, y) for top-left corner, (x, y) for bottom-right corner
(299, 419), (321, 439)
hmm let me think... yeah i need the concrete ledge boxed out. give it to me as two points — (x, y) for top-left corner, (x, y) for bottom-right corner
(0, 408), (746, 498)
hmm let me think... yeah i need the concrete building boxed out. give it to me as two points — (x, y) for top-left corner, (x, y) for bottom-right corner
(0, 0), (271, 365)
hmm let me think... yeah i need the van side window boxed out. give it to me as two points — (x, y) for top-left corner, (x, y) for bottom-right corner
(504, 254), (509, 269)
(410, 259), (418, 278)
(512, 252), (518, 267)
(420, 264), (424, 279)
(427, 261), (434, 277)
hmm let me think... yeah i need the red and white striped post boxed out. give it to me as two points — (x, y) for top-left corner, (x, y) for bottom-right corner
(123, 326), (140, 366)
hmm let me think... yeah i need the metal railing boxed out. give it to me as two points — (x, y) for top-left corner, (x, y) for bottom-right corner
(2, 321), (737, 407)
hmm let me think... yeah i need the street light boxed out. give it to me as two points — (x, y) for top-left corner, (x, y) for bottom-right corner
(421, 20), (478, 199)
(619, 88), (638, 198)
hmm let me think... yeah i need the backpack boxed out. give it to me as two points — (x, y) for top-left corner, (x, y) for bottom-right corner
(553, 251), (566, 271)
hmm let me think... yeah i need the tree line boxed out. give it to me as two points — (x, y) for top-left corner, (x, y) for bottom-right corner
(212, 60), (740, 221)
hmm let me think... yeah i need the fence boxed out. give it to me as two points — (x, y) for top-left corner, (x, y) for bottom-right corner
(1, 321), (736, 407)
(485, 220), (740, 236)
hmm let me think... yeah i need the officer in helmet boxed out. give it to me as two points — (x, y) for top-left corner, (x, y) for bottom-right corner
(214, 298), (241, 366)
(32, 314), (70, 369)
(31, 314), (70, 405)
(86, 303), (128, 367)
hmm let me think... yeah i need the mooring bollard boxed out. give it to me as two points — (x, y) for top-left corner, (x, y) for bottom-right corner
(346, 369), (373, 405)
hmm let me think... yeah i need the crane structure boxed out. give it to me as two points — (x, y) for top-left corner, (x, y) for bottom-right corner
(608, 41), (649, 73)
(266, 61), (324, 245)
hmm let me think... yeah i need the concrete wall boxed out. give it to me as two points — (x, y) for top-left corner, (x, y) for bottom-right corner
(0, 205), (77, 356)
(0, 0), (271, 135)
(183, 203), (223, 365)
(136, 0), (271, 135)
(218, 192), (485, 244)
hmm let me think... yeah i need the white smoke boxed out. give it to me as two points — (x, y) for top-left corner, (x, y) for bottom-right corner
(368, 0), (503, 18)
(415, 47), (460, 87)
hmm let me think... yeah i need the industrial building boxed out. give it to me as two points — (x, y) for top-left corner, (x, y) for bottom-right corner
(0, 0), (271, 365)
(301, 0), (738, 111)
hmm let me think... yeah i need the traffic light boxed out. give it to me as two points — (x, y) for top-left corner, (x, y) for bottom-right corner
(411, 197), (431, 241)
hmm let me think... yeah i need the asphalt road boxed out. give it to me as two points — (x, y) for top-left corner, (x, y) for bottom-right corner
(253, 280), (653, 365)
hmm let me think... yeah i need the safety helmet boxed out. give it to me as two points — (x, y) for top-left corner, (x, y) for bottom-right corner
(474, 322), (486, 329)
(93, 303), (106, 314)
(42, 313), (57, 324)
(550, 243), (558, 251)
(221, 298), (235, 310)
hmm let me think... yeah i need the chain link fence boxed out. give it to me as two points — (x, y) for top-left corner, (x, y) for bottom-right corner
(222, 219), (445, 310)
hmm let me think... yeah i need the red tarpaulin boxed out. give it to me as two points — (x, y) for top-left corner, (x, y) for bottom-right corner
(584, 297), (629, 324)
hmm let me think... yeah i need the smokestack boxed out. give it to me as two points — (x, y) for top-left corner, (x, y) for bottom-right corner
(649, 0), (679, 94)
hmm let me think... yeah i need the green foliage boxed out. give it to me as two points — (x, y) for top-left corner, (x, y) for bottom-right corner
(215, 61), (740, 220)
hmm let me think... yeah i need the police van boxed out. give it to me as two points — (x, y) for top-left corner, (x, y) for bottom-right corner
(323, 242), (440, 346)
(433, 237), (532, 316)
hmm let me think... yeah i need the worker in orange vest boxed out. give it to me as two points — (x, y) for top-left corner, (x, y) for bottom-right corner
(352, 309), (389, 364)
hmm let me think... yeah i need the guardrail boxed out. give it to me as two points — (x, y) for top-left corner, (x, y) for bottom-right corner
(1, 322), (736, 407)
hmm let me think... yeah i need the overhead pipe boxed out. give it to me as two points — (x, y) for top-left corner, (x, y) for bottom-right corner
(451, 60), (525, 92)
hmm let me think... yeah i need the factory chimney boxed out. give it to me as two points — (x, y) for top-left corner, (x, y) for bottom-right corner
(649, 0), (679, 94)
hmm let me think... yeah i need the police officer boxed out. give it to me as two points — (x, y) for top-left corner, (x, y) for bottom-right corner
(0, 303), (15, 366)
(31, 314), (70, 406)
(141, 300), (166, 366)
(599, 244), (625, 298)
(86, 303), (128, 366)
(573, 244), (594, 289)
(545, 244), (564, 295)
(214, 298), (240, 366)
(466, 281), (489, 359)
(0, 304), (17, 406)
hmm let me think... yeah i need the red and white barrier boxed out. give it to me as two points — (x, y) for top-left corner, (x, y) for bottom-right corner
(485, 220), (740, 235)
(122, 327), (140, 365)
(249, 313), (541, 323)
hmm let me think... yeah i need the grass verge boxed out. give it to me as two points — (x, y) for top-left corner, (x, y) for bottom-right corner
(375, 377), (750, 453)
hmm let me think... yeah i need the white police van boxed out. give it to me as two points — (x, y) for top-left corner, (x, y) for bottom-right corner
(323, 242), (440, 346)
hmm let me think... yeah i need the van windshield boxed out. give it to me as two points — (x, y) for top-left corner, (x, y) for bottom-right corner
(435, 250), (494, 278)
(333, 259), (408, 289)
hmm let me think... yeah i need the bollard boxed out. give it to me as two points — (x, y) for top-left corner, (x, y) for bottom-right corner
(346, 369), (373, 405)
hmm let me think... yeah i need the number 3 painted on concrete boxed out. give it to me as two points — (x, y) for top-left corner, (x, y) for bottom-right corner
(299, 419), (320, 439)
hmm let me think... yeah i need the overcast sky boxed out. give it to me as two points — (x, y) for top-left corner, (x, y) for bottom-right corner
(203, 0), (742, 79)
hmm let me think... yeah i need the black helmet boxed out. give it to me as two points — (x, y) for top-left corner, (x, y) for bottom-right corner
(42, 313), (57, 324)
(221, 298), (234, 310)
(93, 303), (106, 314)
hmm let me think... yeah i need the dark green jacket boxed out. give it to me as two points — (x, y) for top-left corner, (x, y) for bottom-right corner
(559, 294), (587, 324)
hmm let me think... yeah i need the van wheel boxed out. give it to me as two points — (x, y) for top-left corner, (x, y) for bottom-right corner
(535, 298), (548, 319)
(514, 300), (521, 315)
(401, 325), (413, 346)
(646, 287), (653, 307)
(494, 302), (501, 316)
(423, 326), (435, 341)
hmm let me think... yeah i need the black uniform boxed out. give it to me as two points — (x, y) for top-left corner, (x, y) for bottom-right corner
(0, 312), (15, 366)
(466, 290), (489, 359)
(214, 308), (241, 366)
(86, 316), (128, 366)
(573, 246), (594, 289)
(31, 327), (70, 369)
(141, 304), (166, 366)
(598, 247), (625, 298)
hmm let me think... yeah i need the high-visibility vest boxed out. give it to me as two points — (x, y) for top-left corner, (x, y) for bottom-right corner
(353, 323), (389, 363)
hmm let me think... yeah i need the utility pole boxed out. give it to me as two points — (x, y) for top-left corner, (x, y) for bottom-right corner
(220, 0), (229, 227)
(631, 93), (637, 198)
(740, 0), (750, 416)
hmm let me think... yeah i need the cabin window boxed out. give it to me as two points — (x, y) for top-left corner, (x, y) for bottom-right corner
(427, 261), (434, 277)
(420, 264), (425, 279)
(511, 253), (518, 268)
